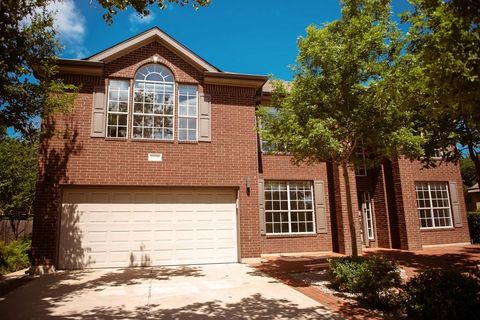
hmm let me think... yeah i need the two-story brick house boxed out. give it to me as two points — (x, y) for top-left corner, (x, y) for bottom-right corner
(31, 27), (470, 270)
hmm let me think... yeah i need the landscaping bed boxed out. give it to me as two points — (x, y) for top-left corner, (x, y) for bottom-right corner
(255, 246), (480, 320)
(0, 236), (31, 276)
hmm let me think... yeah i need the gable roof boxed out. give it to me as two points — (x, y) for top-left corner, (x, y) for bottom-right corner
(56, 27), (268, 90)
(86, 27), (220, 72)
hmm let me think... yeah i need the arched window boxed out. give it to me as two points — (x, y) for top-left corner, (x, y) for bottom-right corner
(133, 64), (175, 140)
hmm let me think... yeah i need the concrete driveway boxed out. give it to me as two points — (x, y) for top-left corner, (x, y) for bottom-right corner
(0, 263), (341, 319)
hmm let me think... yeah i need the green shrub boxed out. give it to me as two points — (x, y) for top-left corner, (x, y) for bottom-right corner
(328, 255), (402, 307)
(404, 269), (480, 320)
(0, 237), (31, 275)
(467, 211), (480, 244)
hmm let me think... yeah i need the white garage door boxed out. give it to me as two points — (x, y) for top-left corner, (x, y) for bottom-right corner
(58, 188), (238, 269)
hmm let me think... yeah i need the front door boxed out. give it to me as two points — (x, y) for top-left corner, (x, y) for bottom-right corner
(358, 191), (374, 247)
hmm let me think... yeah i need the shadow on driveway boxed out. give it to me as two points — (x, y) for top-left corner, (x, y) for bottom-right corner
(0, 264), (341, 319)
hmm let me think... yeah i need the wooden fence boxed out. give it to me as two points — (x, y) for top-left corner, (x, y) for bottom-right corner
(0, 220), (33, 243)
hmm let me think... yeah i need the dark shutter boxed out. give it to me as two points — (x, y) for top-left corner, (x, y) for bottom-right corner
(91, 86), (106, 137)
(449, 181), (463, 227)
(258, 179), (266, 235)
(198, 93), (211, 141)
(314, 180), (328, 234)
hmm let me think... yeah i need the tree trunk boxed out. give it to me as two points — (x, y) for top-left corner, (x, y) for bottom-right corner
(341, 162), (358, 257)
(467, 142), (480, 188)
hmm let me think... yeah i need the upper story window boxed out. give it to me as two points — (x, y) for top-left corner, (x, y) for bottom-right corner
(106, 80), (130, 138)
(260, 107), (288, 153)
(178, 85), (198, 141)
(132, 64), (175, 140)
(355, 146), (367, 176)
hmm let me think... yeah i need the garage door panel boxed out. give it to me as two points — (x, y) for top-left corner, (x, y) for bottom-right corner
(89, 192), (112, 203)
(59, 188), (238, 269)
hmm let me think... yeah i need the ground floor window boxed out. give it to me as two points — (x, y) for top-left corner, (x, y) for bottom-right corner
(415, 182), (453, 229)
(264, 181), (315, 234)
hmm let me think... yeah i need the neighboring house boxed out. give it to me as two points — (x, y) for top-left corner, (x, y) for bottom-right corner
(466, 183), (480, 212)
(31, 27), (470, 270)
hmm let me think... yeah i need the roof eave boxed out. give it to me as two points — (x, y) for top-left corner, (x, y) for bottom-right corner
(204, 71), (268, 89)
(57, 59), (104, 76)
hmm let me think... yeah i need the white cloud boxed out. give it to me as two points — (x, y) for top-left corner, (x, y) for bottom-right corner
(47, 0), (88, 58)
(128, 11), (156, 31)
(129, 11), (156, 24)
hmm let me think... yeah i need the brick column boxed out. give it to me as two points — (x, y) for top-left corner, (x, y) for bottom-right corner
(372, 164), (392, 248)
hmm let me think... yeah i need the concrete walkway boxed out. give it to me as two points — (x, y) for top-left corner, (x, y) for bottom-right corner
(0, 263), (341, 319)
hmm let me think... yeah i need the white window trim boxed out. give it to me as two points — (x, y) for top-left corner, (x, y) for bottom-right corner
(265, 181), (316, 235)
(416, 182), (454, 230)
(131, 80), (175, 141)
(106, 80), (130, 139)
(178, 84), (198, 142)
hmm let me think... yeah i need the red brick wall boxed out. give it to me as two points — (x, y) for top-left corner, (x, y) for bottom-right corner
(32, 39), (471, 267)
(32, 41), (263, 266)
(259, 155), (333, 253)
(393, 158), (470, 249)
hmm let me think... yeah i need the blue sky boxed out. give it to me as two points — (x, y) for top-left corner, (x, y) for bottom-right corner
(54, 0), (412, 80)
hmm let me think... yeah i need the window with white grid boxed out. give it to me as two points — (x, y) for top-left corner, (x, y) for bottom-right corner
(355, 146), (367, 176)
(132, 64), (174, 140)
(415, 182), (453, 229)
(264, 181), (315, 234)
(178, 85), (198, 141)
(106, 80), (129, 138)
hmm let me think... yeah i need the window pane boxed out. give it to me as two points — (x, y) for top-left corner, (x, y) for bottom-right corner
(153, 128), (163, 139)
(118, 127), (127, 138)
(118, 115), (127, 126)
(179, 105), (188, 116)
(118, 102), (127, 113)
(110, 80), (129, 90)
(142, 128), (150, 138)
(179, 118), (187, 129)
(179, 130), (188, 141)
(188, 118), (196, 129)
(164, 128), (173, 140)
(108, 126), (117, 137)
(188, 130), (196, 141)
(108, 101), (118, 112)
(306, 223), (314, 232)
(118, 90), (128, 102)
(164, 117), (172, 128)
(133, 127), (142, 138)
(179, 95), (188, 105)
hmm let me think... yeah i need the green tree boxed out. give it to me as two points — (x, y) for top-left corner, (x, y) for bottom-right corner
(0, 0), (77, 140)
(258, 0), (423, 256)
(96, 0), (211, 24)
(0, 138), (38, 239)
(460, 156), (477, 188)
(397, 0), (480, 186)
